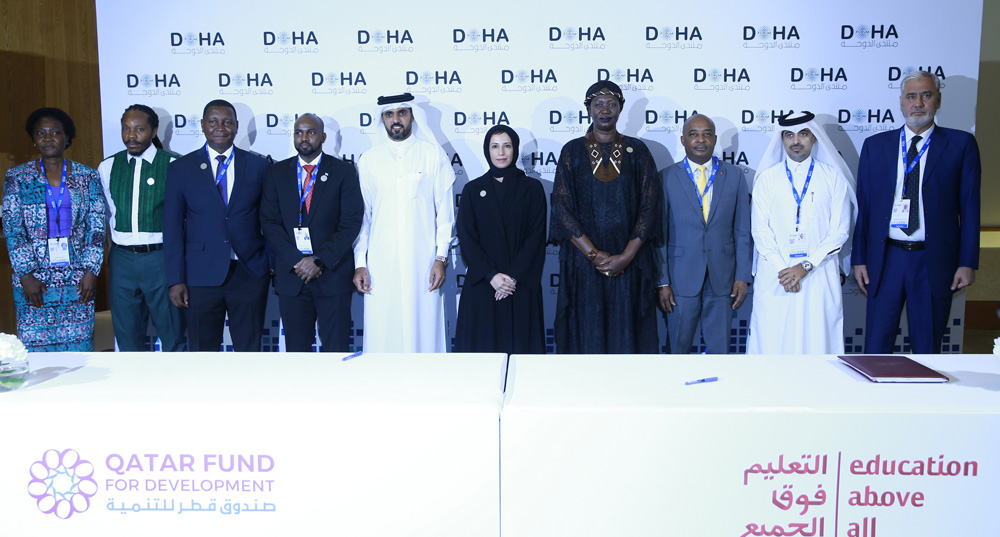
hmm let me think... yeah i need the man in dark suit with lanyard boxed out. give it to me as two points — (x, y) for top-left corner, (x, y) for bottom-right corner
(260, 113), (363, 351)
(852, 71), (981, 354)
(164, 99), (272, 352)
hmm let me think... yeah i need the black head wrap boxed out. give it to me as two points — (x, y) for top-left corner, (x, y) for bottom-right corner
(778, 111), (815, 127)
(583, 80), (625, 108)
(483, 125), (523, 180)
(376, 93), (415, 106)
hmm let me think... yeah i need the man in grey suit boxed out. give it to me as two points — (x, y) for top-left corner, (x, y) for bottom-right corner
(658, 114), (752, 353)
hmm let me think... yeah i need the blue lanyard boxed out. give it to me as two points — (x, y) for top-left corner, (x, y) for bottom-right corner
(41, 158), (68, 237)
(683, 157), (719, 209)
(206, 144), (234, 186)
(296, 155), (322, 226)
(900, 129), (931, 195)
(784, 159), (814, 230)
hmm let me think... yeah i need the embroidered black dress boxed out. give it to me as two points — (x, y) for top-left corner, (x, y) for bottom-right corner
(549, 135), (661, 354)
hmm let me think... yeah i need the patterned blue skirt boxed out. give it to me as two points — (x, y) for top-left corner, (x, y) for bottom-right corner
(13, 284), (94, 352)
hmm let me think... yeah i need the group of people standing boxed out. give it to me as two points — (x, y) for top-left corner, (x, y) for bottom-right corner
(2, 71), (979, 356)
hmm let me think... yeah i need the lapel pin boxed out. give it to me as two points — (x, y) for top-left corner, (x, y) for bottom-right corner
(480, 190), (487, 197)
(626, 146), (634, 153)
(147, 178), (155, 185)
(320, 173), (328, 182)
(200, 163), (208, 170)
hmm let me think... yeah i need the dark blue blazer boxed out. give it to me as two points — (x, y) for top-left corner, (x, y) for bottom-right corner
(260, 153), (363, 297)
(164, 146), (271, 287)
(851, 125), (980, 297)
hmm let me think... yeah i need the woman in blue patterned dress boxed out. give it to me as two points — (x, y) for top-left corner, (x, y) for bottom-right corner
(2, 108), (106, 351)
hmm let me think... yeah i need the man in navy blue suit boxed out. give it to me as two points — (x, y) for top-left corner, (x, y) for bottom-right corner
(164, 99), (272, 352)
(852, 71), (981, 354)
(260, 113), (363, 352)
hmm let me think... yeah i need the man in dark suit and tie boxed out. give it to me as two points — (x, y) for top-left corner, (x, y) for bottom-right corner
(852, 71), (981, 354)
(164, 99), (272, 351)
(260, 113), (363, 352)
(658, 114), (752, 354)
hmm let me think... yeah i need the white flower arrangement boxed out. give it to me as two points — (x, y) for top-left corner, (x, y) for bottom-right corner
(0, 332), (28, 365)
(0, 333), (30, 391)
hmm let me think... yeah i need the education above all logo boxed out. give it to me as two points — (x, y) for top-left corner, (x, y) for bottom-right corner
(27, 448), (99, 519)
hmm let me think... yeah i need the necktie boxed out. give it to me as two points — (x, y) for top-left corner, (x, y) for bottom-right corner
(302, 164), (316, 214)
(903, 135), (921, 236)
(696, 165), (709, 222)
(216, 155), (228, 206)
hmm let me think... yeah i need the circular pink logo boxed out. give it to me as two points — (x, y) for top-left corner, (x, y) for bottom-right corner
(27, 449), (99, 519)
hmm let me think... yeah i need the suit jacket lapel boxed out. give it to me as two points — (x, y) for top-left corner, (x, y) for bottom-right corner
(227, 148), (244, 212)
(283, 158), (303, 227)
(302, 153), (332, 227)
(676, 162), (705, 226)
(921, 127), (947, 187)
(199, 149), (228, 210)
(881, 129), (903, 201)
(706, 161), (725, 226)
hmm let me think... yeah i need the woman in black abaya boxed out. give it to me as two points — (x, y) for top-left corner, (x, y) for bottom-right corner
(454, 125), (547, 354)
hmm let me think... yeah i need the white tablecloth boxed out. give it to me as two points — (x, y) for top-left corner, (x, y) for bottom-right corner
(1, 352), (504, 536)
(6, 352), (998, 536)
(501, 354), (1000, 536)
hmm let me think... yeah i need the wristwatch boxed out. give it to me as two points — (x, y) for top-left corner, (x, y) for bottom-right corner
(801, 261), (814, 273)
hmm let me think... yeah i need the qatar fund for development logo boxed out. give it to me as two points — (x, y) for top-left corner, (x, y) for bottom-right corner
(27, 449), (99, 519)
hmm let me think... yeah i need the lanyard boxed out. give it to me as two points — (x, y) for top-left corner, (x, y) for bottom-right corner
(900, 129), (932, 195)
(784, 159), (814, 230)
(41, 158), (68, 237)
(206, 144), (234, 186)
(683, 157), (719, 209)
(296, 154), (322, 226)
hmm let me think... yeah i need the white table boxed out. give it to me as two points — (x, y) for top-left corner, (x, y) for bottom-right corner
(500, 354), (1000, 536)
(1, 352), (504, 536)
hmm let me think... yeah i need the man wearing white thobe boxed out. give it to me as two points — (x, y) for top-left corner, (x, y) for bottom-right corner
(353, 93), (456, 352)
(748, 112), (855, 354)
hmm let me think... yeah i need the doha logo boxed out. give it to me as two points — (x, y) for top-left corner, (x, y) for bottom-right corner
(27, 449), (99, 519)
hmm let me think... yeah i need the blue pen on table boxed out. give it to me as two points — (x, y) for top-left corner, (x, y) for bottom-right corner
(342, 350), (363, 361)
(685, 376), (718, 385)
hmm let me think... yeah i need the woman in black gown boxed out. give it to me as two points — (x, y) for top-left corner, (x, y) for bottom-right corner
(548, 81), (662, 354)
(454, 125), (547, 353)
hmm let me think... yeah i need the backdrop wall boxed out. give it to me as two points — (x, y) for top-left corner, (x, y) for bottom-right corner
(94, 0), (984, 353)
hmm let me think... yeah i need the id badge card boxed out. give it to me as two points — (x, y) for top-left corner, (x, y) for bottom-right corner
(48, 237), (70, 266)
(787, 232), (808, 259)
(890, 200), (911, 228)
(294, 227), (313, 254)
